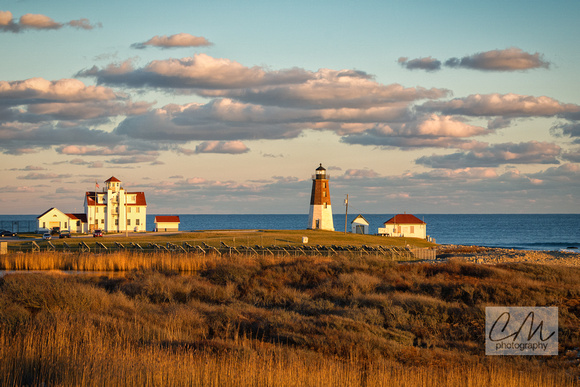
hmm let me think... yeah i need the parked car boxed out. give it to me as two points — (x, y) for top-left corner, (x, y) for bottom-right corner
(42, 233), (52, 240)
(50, 227), (61, 235)
(0, 230), (16, 237)
(93, 229), (103, 237)
(59, 231), (71, 239)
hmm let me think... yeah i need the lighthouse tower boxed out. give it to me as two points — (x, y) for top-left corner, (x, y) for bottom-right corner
(307, 164), (335, 231)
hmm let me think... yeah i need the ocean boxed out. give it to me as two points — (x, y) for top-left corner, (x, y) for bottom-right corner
(1, 214), (579, 252)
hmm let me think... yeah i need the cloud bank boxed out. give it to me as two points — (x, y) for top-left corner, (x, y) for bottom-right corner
(2, 53), (579, 179)
(0, 10), (101, 32)
(399, 48), (550, 72)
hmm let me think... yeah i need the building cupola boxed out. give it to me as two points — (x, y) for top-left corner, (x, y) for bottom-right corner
(105, 176), (121, 192)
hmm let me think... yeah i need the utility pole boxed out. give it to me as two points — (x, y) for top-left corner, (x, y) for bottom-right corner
(344, 194), (348, 234)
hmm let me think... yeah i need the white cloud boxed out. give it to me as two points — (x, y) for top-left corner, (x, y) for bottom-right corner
(398, 56), (442, 72)
(445, 48), (550, 71)
(0, 78), (118, 103)
(0, 11), (100, 32)
(421, 93), (580, 117)
(194, 140), (250, 154)
(19, 13), (61, 29)
(132, 33), (212, 49)
(416, 141), (562, 168)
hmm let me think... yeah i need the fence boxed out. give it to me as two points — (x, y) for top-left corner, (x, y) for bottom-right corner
(0, 220), (37, 233)
(6, 240), (437, 261)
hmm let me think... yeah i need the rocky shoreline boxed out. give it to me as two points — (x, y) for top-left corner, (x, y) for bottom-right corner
(437, 245), (580, 266)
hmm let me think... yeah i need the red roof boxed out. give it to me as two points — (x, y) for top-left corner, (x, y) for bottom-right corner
(66, 213), (87, 223)
(130, 192), (147, 206)
(383, 214), (425, 225)
(105, 176), (121, 182)
(155, 216), (180, 223)
(85, 192), (106, 206)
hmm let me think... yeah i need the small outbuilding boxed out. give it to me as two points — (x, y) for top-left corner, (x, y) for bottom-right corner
(154, 216), (180, 232)
(378, 214), (426, 239)
(351, 214), (370, 234)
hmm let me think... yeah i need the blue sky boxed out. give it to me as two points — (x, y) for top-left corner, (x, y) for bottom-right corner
(1, 0), (579, 214)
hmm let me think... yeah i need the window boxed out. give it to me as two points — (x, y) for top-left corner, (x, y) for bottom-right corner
(323, 191), (327, 197)
(77, 221), (80, 227)
(101, 219), (104, 224)
(64, 222), (67, 229)
(136, 207), (140, 213)
(43, 222), (46, 228)
(115, 219), (118, 226)
(128, 207), (132, 213)
(410, 226), (415, 233)
(136, 219), (140, 226)
(323, 182), (326, 188)
(127, 219), (131, 226)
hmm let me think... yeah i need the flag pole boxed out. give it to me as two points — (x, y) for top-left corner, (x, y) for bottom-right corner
(94, 181), (98, 232)
(344, 194), (348, 234)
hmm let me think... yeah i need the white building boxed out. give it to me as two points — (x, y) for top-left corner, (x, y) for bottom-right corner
(37, 208), (88, 233)
(378, 214), (427, 239)
(37, 207), (71, 232)
(351, 214), (370, 234)
(85, 176), (147, 232)
(154, 216), (180, 232)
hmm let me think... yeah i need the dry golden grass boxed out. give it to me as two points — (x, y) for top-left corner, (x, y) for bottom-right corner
(0, 251), (212, 272)
(1, 254), (579, 386)
(0, 326), (573, 387)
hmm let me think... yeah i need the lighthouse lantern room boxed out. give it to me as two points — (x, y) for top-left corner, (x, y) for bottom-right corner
(307, 164), (335, 231)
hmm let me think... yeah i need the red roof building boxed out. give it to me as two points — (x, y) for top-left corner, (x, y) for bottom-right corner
(383, 214), (426, 225)
(379, 214), (427, 239)
(154, 216), (180, 232)
(84, 176), (147, 232)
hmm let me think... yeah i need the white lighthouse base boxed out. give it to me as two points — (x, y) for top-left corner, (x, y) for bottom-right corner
(308, 204), (334, 231)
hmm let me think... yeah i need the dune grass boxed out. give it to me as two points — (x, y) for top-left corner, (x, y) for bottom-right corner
(1, 255), (579, 386)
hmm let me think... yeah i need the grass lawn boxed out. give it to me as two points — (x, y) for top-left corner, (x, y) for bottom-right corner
(11, 229), (437, 250)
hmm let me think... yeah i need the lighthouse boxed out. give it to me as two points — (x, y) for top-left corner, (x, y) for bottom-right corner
(307, 164), (335, 231)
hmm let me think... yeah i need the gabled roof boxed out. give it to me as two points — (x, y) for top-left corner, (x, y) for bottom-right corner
(383, 214), (425, 225)
(105, 176), (121, 183)
(155, 216), (180, 223)
(351, 214), (369, 225)
(37, 207), (69, 219)
(37, 207), (58, 218)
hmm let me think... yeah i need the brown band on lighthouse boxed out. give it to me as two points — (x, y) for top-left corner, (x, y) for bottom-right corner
(310, 178), (331, 205)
